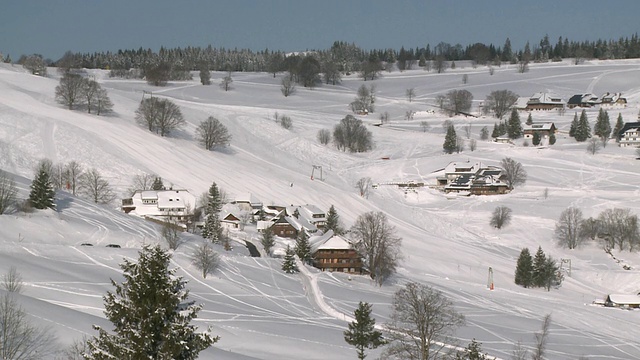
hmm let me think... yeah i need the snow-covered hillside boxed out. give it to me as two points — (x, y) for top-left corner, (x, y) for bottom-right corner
(1, 59), (640, 359)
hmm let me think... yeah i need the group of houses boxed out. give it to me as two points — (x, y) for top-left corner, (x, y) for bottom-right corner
(512, 91), (627, 111)
(434, 161), (509, 195)
(121, 190), (366, 274)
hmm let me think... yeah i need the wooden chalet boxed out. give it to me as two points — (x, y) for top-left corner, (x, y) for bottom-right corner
(523, 122), (557, 139)
(270, 216), (298, 238)
(311, 232), (365, 274)
(515, 92), (565, 111)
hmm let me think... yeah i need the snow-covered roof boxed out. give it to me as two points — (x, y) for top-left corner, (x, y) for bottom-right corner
(232, 193), (262, 206)
(317, 235), (352, 250)
(156, 190), (192, 209)
(140, 190), (158, 200)
(444, 161), (484, 175)
(607, 294), (640, 305)
(523, 122), (555, 131)
(528, 92), (563, 104)
(513, 97), (530, 109)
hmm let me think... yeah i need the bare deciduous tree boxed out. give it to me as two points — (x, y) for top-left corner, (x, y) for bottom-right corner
(597, 208), (640, 251)
(62, 335), (90, 360)
(490, 206), (512, 229)
(190, 242), (220, 278)
(469, 138), (477, 151)
(587, 137), (601, 155)
(442, 89), (473, 116)
(420, 121), (430, 132)
(406, 88), (416, 102)
(532, 314), (552, 360)
(555, 207), (585, 249)
(355, 177), (372, 198)
(128, 173), (156, 195)
(2, 266), (23, 293)
(379, 111), (390, 124)
(317, 129), (331, 145)
(64, 160), (83, 195)
(0, 171), (18, 214)
(501, 157), (527, 190)
(281, 75), (296, 97)
(21, 54), (47, 76)
(55, 73), (86, 110)
(220, 72), (233, 91)
(333, 115), (373, 153)
(196, 116), (231, 150)
(78, 168), (116, 204)
(0, 293), (56, 359)
(483, 90), (519, 119)
(162, 222), (184, 250)
(351, 211), (402, 285)
(384, 282), (465, 360)
(135, 97), (185, 137)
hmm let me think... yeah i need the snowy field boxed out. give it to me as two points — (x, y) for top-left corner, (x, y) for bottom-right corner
(1, 59), (640, 359)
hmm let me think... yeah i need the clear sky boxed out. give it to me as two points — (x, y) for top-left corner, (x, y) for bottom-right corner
(2, 0), (639, 61)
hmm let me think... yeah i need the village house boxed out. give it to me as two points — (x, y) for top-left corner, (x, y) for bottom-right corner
(600, 92), (627, 106)
(436, 161), (509, 195)
(604, 294), (640, 308)
(514, 92), (565, 111)
(523, 122), (557, 139)
(617, 122), (640, 147)
(230, 193), (263, 213)
(310, 231), (365, 274)
(567, 93), (600, 108)
(121, 189), (196, 226)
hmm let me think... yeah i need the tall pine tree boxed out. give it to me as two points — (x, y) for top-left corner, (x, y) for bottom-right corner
(443, 125), (457, 154)
(282, 245), (299, 274)
(325, 205), (343, 235)
(574, 109), (591, 142)
(28, 169), (55, 210)
(569, 112), (579, 138)
(344, 301), (385, 360)
(507, 108), (523, 139)
(295, 230), (312, 264)
(514, 248), (533, 288)
(532, 246), (547, 288)
(612, 113), (624, 142)
(85, 245), (218, 359)
(594, 108), (611, 139)
(542, 256), (561, 291)
(202, 182), (223, 242)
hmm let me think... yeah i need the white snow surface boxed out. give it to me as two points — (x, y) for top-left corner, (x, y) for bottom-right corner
(2, 59), (640, 359)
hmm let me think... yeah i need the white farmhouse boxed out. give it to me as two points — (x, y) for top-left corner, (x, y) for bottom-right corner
(122, 189), (196, 225)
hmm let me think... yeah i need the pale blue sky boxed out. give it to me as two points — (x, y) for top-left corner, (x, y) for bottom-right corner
(2, 0), (638, 61)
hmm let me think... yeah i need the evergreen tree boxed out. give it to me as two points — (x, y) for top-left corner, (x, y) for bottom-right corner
(594, 108), (612, 139)
(514, 248), (533, 288)
(498, 121), (507, 136)
(443, 125), (457, 154)
(85, 245), (218, 359)
(542, 256), (562, 291)
(480, 126), (489, 140)
(201, 182), (223, 242)
(569, 112), (579, 138)
(294, 230), (312, 264)
(507, 108), (523, 139)
(28, 169), (55, 210)
(456, 339), (489, 359)
(574, 109), (591, 142)
(532, 246), (547, 288)
(152, 177), (165, 190)
(548, 133), (556, 145)
(325, 205), (343, 234)
(343, 301), (385, 360)
(281, 245), (299, 274)
(612, 113), (624, 142)
(261, 227), (275, 256)
(491, 123), (500, 138)
(532, 132), (541, 146)
(526, 113), (533, 125)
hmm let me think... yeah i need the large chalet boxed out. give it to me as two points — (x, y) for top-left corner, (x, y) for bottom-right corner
(311, 231), (365, 274)
(436, 161), (509, 195)
(121, 189), (196, 226)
